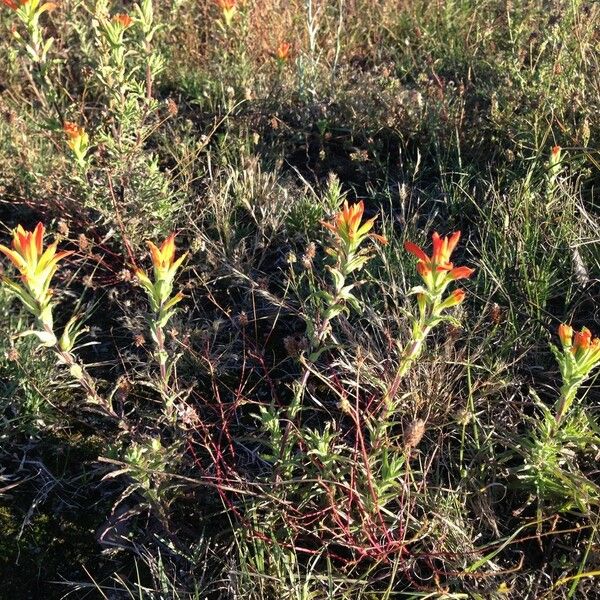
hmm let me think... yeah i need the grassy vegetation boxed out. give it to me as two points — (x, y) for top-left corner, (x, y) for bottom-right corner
(1, 0), (599, 597)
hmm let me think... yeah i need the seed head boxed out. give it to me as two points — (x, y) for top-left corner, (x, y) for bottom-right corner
(404, 418), (426, 449)
(302, 242), (316, 270)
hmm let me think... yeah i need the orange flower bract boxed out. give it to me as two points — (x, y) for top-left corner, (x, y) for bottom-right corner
(444, 288), (466, 307)
(404, 229), (474, 318)
(0, 222), (72, 302)
(112, 13), (133, 28)
(554, 323), (600, 426)
(321, 200), (387, 248)
(64, 121), (85, 141)
(276, 42), (291, 61)
(0, 0), (27, 10)
(405, 231), (459, 271)
(216, 0), (237, 25)
(136, 234), (187, 312)
(405, 231), (474, 285)
(448, 266), (475, 280)
(558, 323), (573, 348)
(146, 233), (187, 276)
(573, 327), (592, 353)
(452, 288), (466, 303)
(558, 323), (600, 363)
(62, 121), (89, 162)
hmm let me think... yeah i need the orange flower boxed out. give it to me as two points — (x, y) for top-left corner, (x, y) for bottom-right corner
(1, 222), (44, 273)
(448, 266), (475, 280)
(1, 0), (27, 9)
(573, 327), (592, 353)
(405, 231), (457, 271)
(558, 325), (600, 371)
(558, 323), (573, 348)
(112, 13), (133, 28)
(554, 324), (600, 425)
(136, 234), (187, 309)
(321, 200), (387, 248)
(405, 231), (474, 282)
(146, 234), (186, 275)
(437, 288), (466, 310)
(557, 324), (600, 360)
(64, 121), (84, 140)
(63, 121), (89, 163)
(276, 42), (291, 61)
(216, 0), (237, 25)
(0, 222), (72, 297)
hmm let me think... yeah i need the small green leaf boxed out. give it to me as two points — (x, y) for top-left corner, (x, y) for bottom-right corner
(18, 329), (57, 347)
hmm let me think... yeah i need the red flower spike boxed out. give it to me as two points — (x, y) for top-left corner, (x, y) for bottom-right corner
(404, 231), (472, 281)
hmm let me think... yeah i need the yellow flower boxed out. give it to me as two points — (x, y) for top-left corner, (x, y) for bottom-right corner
(321, 200), (387, 250)
(136, 234), (187, 308)
(216, 0), (237, 26)
(0, 222), (72, 324)
(146, 233), (187, 281)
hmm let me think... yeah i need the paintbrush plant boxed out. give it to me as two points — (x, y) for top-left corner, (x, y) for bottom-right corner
(403, 232), (473, 368)
(512, 324), (600, 513)
(0, 222), (71, 340)
(314, 200), (387, 348)
(135, 234), (187, 412)
(0, 223), (116, 417)
(552, 324), (600, 427)
(63, 121), (90, 168)
(382, 232), (474, 409)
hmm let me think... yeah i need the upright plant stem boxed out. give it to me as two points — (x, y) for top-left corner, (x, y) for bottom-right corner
(554, 383), (578, 428)
(381, 316), (431, 416)
(41, 322), (118, 419)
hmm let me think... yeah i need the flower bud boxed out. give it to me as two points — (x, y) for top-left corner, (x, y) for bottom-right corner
(558, 323), (573, 348)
